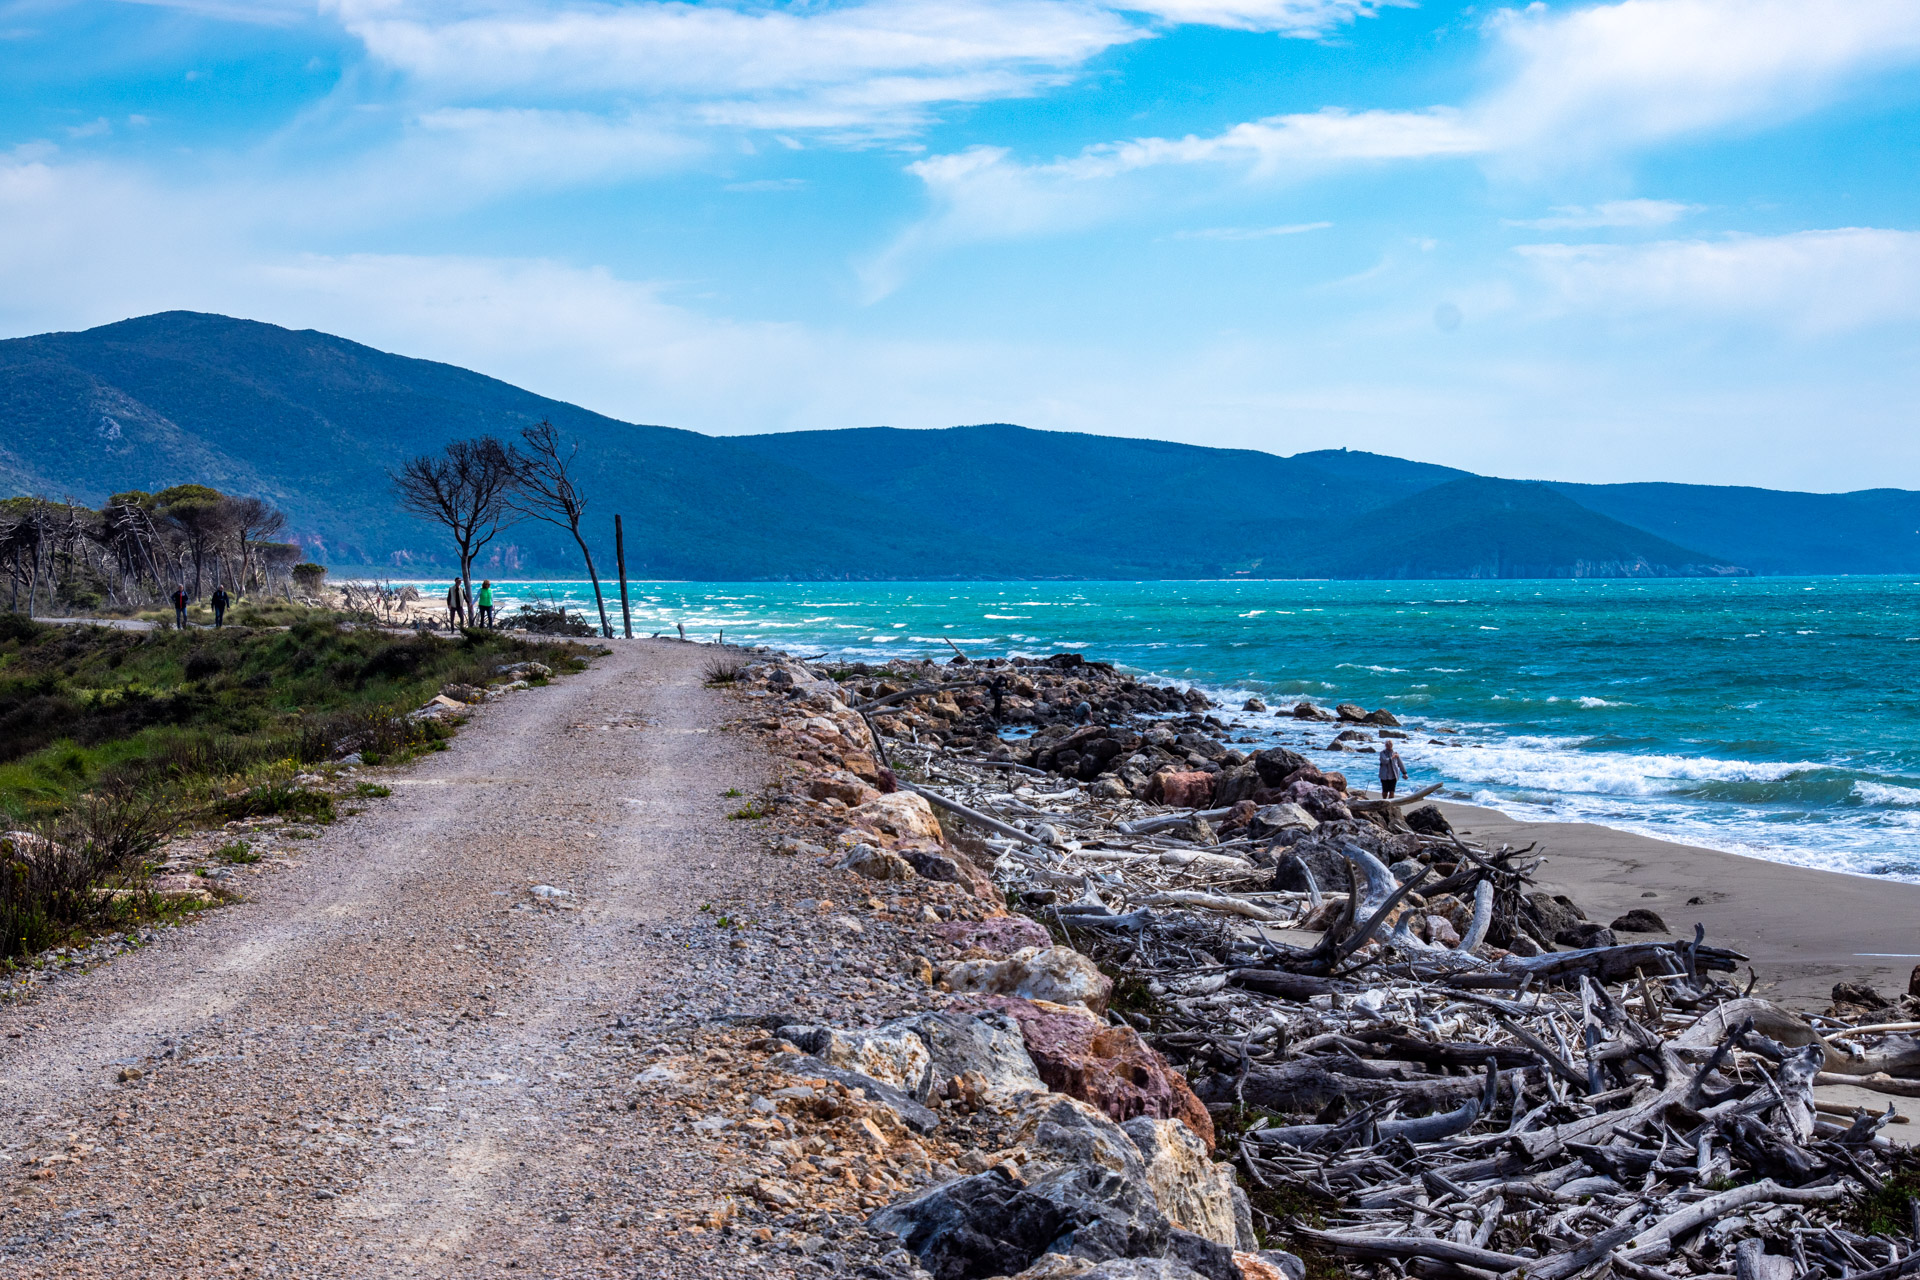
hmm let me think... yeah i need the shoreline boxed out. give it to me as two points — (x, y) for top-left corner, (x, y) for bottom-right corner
(1433, 798), (1920, 1008)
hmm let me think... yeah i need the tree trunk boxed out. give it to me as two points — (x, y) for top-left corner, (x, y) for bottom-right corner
(569, 525), (611, 638)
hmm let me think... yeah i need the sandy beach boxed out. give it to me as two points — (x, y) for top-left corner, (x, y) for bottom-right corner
(1432, 800), (1920, 1010)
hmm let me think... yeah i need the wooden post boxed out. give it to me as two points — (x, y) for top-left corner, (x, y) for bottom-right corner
(613, 514), (633, 639)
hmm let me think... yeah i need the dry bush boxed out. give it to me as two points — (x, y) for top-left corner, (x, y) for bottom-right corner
(2, 789), (176, 960)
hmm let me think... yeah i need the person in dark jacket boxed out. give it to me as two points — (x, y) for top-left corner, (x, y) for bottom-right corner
(447, 582), (465, 630)
(210, 585), (230, 628)
(172, 586), (190, 629)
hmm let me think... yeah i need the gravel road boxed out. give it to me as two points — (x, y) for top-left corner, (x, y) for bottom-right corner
(0, 639), (848, 1278)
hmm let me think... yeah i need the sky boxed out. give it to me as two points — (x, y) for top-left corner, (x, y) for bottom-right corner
(2, 0), (1918, 491)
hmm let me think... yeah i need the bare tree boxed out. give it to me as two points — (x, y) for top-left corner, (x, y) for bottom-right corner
(507, 421), (611, 637)
(223, 496), (287, 595)
(389, 436), (520, 620)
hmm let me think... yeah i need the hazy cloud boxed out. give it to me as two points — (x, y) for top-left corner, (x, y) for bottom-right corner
(1172, 221), (1333, 240)
(1504, 199), (1695, 230)
(1517, 228), (1920, 333)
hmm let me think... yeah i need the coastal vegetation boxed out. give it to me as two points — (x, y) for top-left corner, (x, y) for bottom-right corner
(0, 482), (302, 617)
(0, 612), (589, 964)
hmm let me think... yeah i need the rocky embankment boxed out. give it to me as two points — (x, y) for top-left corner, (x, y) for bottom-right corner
(717, 650), (1920, 1280)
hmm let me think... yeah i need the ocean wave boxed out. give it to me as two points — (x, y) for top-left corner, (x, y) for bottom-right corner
(1854, 781), (1920, 806)
(1416, 740), (1820, 799)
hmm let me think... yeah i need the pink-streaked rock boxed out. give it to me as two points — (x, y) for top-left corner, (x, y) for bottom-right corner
(949, 995), (1215, 1151)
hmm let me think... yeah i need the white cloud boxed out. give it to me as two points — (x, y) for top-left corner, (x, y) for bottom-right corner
(1504, 199), (1695, 230)
(1068, 107), (1485, 176)
(1481, 0), (1920, 157)
(864, 108), (1478, 292)
(1120, 0), (1397, 36)
(333, 0), (1145, 134)
(870, 0), (1920, 285)
(1172, 221), (1332, 240)
(1516, 228), (1920, 333)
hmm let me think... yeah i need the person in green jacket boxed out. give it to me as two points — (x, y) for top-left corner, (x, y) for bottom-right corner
(477, 580), (495, 628)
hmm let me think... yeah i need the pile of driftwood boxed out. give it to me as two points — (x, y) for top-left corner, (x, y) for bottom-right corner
(854, 685), (1920, 1280)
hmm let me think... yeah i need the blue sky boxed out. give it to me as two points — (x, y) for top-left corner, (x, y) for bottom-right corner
(3, 0), (1918, 490)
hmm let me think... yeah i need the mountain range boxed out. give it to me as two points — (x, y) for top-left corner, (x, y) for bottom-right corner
(4, 311), (1916, 580)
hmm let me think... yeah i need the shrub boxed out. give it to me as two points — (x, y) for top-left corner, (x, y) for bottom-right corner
(212, 782), (337, 824)
(506, 604), (595, 636)
(1, 789), (176, 962)
(0, 613), (42, 645)
(704, 656), (745, 685)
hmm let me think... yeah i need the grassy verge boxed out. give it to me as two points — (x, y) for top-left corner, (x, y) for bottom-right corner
(0, 612), (593, 965)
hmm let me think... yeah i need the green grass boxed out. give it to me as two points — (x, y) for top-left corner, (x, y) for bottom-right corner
(1848, 1158), (1920, 1236)
(0, 615), (590, 824)
(213, 782), (337, 824)
(353, 782), (392, 798)
(726, 801), (767, 820)
(0, 613), (594, 968)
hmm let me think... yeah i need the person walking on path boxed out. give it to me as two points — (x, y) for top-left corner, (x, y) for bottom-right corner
(210, 585), (230, 628)
(1378, 739), (1409, 799)
(477, 580), (495, 628)
(171, 585), (190, 630)
(447, 582), (465, 630)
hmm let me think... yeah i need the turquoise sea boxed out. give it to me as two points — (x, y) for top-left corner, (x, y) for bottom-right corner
(410, 577), (1920, 881)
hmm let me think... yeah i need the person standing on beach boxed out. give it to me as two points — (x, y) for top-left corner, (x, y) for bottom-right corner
(1378, 739), (1409, 799)
(210, 585), (230, 628)
(447, 582), (465, 630)
(477, 580), (495, 628)
(171, 585), (190, 630)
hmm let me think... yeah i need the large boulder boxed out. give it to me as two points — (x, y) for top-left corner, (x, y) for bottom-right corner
(1237, 1252), (1307, 1280)
(1005, 1092), (1148, 1184)
(1290, 702), (1335, 722)
(1121, 1117), (1240, 1248)
(898, 843), (1003, 904)
(869, 1164), (1167, 1280)
(1247, 803), (1316, 840)
(1015, 1260), (1208, 1280)
(1610, 908), (1668, 934)
(1281, 781), (1350, 823)
(1334, 702), (1369, 723)
(895, 1011), (1047, 1099)
(1148, 771), (1215, 809)
(930, 917), (1053, 954)
(1209, 765), (1262, 809)
(851, 791), (947, 843)
(1173, 733), (1227, 763)
(944, 947), (1114, 1015)
(1272, 822), (1419, 895)
(1523, 892), (1584, 943)
(809, 770), (880, 807)
(766, 1053), (941, 1134)
(835, 843), (916, 881)
(1252, 748), (1309, 786)
(1555, 922), (1618, 949)
(774, 1022), (933, 1097)
(950, 996), (1214, 1149)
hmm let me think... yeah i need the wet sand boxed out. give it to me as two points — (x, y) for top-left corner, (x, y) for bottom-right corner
(1433, 801), (1920, 1011)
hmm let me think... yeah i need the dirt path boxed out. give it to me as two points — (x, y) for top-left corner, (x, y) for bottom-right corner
(0, 640), (841, 1278)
